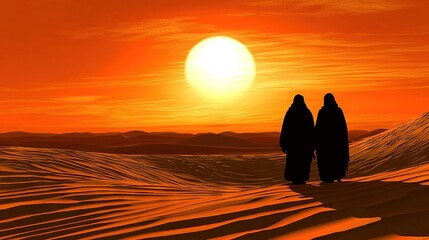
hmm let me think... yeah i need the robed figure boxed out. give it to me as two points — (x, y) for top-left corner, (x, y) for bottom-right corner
(315, 93), (350, 183)
(279, 94), (315, 184)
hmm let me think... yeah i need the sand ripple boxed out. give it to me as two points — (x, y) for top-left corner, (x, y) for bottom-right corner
(1, 145), (428, 239)
(1, 113), (428, 239)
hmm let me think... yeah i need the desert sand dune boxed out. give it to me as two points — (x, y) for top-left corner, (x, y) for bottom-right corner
(0, 113), (428, 239)
(348, 112), (429, 178)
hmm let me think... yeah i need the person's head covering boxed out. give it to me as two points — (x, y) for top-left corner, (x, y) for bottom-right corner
(291, 94), (307, 108)
(324, 93), (338, 107)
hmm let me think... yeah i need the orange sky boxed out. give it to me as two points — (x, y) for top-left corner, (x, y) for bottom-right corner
(0, 0), (428, 133)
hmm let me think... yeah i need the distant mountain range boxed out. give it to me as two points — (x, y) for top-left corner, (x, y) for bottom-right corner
(348, 129), (388, 142)
(0, 128), (387, 154)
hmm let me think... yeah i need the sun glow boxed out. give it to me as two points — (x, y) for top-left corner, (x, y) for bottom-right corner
(185, 36), (256, 101)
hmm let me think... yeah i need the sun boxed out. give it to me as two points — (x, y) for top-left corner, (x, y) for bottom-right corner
(185, 36), (256, 101)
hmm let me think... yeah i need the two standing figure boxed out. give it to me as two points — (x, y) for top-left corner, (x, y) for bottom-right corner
(279, 93), (349, 184)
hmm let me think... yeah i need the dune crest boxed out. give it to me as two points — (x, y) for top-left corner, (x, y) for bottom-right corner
(349, 112), (429, 177)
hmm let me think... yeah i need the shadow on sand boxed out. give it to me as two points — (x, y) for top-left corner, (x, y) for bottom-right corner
(288, 180), (429, 239)
(88, 181), (428, 240)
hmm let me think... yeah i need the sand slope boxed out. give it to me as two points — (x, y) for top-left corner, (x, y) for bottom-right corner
(349, 112), (429, 178)
(0, 113), (428, 239)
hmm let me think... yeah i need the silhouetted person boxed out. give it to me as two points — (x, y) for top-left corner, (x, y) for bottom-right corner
(315, 93), (349, 183)
(279, 94), (315, 184)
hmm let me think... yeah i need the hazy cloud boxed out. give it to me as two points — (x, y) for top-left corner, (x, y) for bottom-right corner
(72, 17), (215, 42)
(247, 0), (411, 15)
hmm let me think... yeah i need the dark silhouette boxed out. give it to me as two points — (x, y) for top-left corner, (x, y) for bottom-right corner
(279, 94), (315, 184)
(315, 93), (349, 183)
